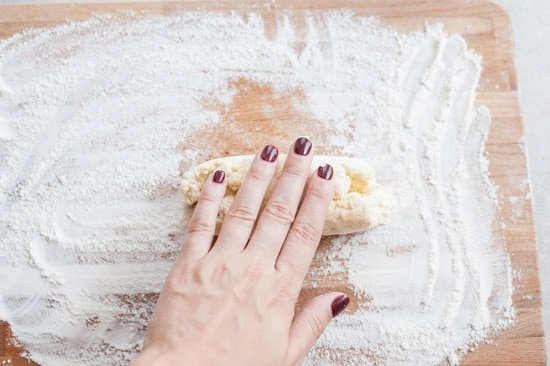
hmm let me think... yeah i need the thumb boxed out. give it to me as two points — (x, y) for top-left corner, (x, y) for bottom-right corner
(287, 292), (351, 363)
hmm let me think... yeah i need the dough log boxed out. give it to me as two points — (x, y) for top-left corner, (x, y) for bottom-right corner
(181, 155), (396, 236)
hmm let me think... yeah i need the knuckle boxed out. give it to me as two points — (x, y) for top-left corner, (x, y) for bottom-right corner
(164, 281), (187, 300)
(187, 219), (213, 234)
(247, 164), (271, 183)
(226, 204), (257, 225)
(271, 282), (293, 306)
(264, 200), (295, 225)
(283, 164), (308, 179)
(265, 271), (294, 306)
(307, 185), (330, 202)
(195, 260), (233, 287)
(291, 221), (321, 248)
(198, 191), (219, 205)
(192, 266), (210, 285)
(276, 262), (293, 278)
(307, 313), (326, 338)
(277, 266), (294, 284)
(216, 261), (234, 279)
(244, 260), (264, 283)
(276, 268), (300, 301)
(165, 267), (193, 293)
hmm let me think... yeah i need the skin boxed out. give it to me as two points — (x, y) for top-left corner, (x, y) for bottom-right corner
(131, 139), (349, 366)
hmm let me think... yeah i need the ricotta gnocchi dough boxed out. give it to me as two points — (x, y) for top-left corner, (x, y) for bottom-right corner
(181, 154), (396, 235)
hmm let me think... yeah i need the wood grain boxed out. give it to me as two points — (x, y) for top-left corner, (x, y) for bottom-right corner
(0, 0), (546, 364)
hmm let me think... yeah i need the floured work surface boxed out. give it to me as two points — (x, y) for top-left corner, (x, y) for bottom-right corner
(0, 1), (545, 365)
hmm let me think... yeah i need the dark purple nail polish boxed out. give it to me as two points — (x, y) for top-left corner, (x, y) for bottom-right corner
(318, 164), (334, 180)
(213, 170), (225, 183)
(261, 145), (278, 162)
(331, 295), (350, 317)
(294, 137), (312, 156)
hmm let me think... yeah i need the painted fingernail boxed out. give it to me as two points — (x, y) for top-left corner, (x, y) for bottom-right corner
(261, 145), (278, 162)
(317, 164), (334, 180)
(213, 170), (225, 183)
(294, 137), (312, 155)
(331, 294), (350, 317)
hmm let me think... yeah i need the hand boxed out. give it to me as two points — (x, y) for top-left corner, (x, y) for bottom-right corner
(132, 138), (350, 366)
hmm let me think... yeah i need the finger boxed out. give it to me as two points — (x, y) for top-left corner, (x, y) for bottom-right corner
(179, 170), (227, 262)
(247, 137), (313, 259)
(212, 145), (279, 255)
(276, 164), (334, 286)
(286, 292), (350, 364)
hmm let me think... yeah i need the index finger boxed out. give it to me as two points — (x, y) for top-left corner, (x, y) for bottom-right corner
(275, 164), (334, 287)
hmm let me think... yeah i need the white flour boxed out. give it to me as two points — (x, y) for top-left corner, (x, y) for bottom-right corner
(0, 11), (514, 366)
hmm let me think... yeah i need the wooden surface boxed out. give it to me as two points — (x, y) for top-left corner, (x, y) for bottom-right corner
(0, 0), (546, 365)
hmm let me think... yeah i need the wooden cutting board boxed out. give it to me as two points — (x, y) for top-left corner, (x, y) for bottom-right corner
(0, 1), (546, 365)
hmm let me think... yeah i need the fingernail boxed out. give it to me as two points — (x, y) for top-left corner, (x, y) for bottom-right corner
(331, 294), (350, 317)
(213, 170), (225, 183)
(261, 145), (278, 162)
(317, 164), (334, 180)
(294, 137), (312, 156)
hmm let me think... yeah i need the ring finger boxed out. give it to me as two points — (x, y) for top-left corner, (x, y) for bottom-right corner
(211, 144), (279, 255)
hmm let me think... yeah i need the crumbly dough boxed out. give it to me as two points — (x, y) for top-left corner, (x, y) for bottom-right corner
(181, 155), (396, 235)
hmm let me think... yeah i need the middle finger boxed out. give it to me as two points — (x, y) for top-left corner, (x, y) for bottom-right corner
(212, 144), (279, 255)
(246, 137), (313, 260)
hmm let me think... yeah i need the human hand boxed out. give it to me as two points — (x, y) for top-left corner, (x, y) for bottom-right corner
(132, 137), (350, 366)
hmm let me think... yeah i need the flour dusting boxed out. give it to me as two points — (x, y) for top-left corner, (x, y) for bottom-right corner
(0, 11), (514, 365)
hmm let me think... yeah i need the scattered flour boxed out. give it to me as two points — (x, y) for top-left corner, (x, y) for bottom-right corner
(0, 11), (514, 366)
